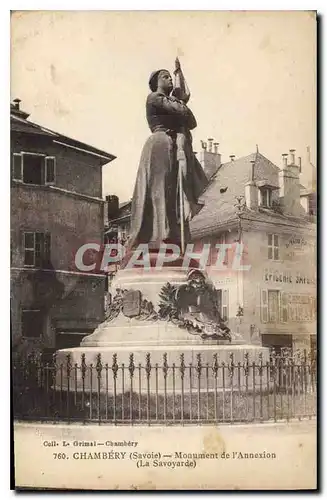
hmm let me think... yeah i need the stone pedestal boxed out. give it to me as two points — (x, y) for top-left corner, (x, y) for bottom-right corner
(55, 266), (269, 393)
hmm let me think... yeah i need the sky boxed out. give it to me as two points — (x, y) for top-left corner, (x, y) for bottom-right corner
(11, 10), (316, 202)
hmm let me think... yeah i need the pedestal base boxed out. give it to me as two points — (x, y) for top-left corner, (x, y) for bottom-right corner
(55, 266), (269, 392)
(55, 342), (269, 392)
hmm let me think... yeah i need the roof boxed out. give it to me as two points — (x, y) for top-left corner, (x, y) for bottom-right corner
(11, 113), (116, 163)
(119, 200), (132, 209)
(242, 208), (314, 230)
(10, 102), (30, 120)
(11, 116), (56, 137)
(300, 187), (315, 196)
(104, 199), (132, 229)
(190, 151), (312, 239)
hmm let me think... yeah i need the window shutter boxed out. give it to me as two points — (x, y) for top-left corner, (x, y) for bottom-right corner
(222, 289), (229, 321)
(24, 232), (35, 266)
(268, 234), (272, 259)
(12, 154), (22, 181)
(274, 235), (279, 260)
(216, 289), (222, 317)
(45, 157), (56, 184)
(261, 289), (268, 323)
(44, 233), (51, 266)
(35, 233), (43, 267)
(280, 292), (288, 323)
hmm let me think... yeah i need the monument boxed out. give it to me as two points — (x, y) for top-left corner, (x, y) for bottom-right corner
(55, 59), (269, 391)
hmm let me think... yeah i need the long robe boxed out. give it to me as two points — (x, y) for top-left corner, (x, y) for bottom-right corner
(128, 91), (208, 250)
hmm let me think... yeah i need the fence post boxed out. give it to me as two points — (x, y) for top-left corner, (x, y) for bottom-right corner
(271, 350), (277, 422)
(244, 352), (249, 422)
(81, 353), (86, 420)
(112, 353), (118, 424)
(229, 353), (235, 423)
(258, 352), (263, 421)
(52, 352), (57, 419)
(129, 353), (135, 424)
(196, 354), (202, 421)
(179, 353), (185, 424)
(66, 354), (71, 422)
(213, 353), (218, 422)
(145, 352), (151, 425)
(96, 353), (102, 423)
(163, 353), (168, 422)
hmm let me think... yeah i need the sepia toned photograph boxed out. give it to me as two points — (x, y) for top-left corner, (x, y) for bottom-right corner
(11, 10), (317, 490)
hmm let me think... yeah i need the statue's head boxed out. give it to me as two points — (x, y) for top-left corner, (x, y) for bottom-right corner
(149, 69), (173, 93)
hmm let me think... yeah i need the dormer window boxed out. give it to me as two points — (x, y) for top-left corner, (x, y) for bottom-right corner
(259, 187), (272, 208)
(256, 180), (279, 209)
(300, 190), (316, 216)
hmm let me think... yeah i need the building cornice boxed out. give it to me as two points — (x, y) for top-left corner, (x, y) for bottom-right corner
(241, 215), (316, 236)
(11, 180), (104, 204)
(191, 212), (316, 240)
(10, 267), (106, 278)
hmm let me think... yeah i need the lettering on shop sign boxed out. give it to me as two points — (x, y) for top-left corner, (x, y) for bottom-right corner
(211, 277), (234, 286)
(264, 269), (316, 285)
(285, 293), (316, 322)
(285, 236), (309, 249)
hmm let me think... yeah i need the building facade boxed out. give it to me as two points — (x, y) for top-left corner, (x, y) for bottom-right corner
(190, 142), (316, 352)
(11, 99), (116, 354)
(103, 139), (316, 352)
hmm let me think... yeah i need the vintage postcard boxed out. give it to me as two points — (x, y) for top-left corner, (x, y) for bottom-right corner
(11, 10), (317, 490)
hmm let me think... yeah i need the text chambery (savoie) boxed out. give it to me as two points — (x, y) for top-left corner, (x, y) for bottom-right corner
(66, 450), (277, 461)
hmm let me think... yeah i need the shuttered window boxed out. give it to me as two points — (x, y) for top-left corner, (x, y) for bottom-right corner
(12, 152), (56, 185)
(281, 292), (289, 323)
(222, 290), (229, 321)
(24, 232), (51, 268)
(216, 289), (229, 321)
(268, 234), (279, 260)
(262, 289), (283, 323)
(261, 289), (268, 323)
(12, 153), (23, 181)
(45, 156), (56, 184)
(268, 290), (280, 323)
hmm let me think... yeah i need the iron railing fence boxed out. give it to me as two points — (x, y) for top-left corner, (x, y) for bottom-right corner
(12, 349), (317, 425)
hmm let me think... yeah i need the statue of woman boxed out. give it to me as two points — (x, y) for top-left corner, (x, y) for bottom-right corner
(127, 66), (209, 252)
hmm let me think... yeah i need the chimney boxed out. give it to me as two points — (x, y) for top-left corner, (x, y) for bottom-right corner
(10, 98), (30, 119)
(199, 137), (221, 180)
(106, 195), (119, 221)
(289, 149), (296, 165)
(279, 156), (301, 216)
(245, 160), (258, 210)
(230, 155), (235, 162)
(298, 157), (302, 173)
(287, 149), (301, 176)
(13, 98), (21, 110)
